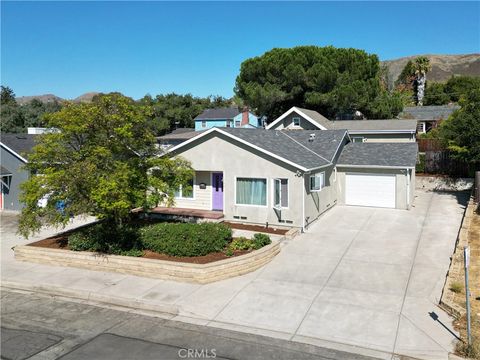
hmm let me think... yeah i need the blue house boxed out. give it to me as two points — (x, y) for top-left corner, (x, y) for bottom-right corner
(194, 107), (261, 131)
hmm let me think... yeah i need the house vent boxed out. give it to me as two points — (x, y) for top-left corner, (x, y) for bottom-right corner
(308, 133), (315, 142)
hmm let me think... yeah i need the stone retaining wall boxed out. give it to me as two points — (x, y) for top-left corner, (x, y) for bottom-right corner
(416, 176), (473, 191)
(14, 241), (281, 284)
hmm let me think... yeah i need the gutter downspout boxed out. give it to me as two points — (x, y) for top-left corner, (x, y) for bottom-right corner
(406, 168), (411, 209)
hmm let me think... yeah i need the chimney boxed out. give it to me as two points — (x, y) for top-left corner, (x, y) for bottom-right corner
(241, 106), (249, 126)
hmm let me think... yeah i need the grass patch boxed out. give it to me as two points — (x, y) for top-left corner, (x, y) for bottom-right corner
(450, 281), (463, 294)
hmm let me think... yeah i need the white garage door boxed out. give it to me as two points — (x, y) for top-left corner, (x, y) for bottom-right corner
(345, 173), (396, 208)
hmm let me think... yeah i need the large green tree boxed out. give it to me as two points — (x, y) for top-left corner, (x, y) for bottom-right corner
(138, 93), (232, 135)
(439, 90), (480, 165)
(234, 46), (403, 120)
(19, 93), (193, 238)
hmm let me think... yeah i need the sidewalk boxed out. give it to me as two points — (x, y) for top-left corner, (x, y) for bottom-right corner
(0, 192), (470, 360)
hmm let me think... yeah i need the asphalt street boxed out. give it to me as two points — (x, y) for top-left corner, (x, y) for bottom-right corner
(1, 290), (380, 360)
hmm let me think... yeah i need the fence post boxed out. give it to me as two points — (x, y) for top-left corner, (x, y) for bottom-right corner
(475, 171), (480, 203)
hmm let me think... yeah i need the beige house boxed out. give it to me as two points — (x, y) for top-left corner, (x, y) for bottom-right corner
(167, 127), (418, 230)
(266, 107), (417, 143)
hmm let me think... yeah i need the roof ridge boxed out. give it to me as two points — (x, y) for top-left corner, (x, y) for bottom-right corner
(279, 131), (332, 165)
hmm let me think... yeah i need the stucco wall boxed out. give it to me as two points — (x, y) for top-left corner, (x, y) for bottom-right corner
(336, 167), (412, 210)
(303, 166), (338, 228)
(269, 111), (321, 130)
(1, 147), (29, 211)
(349, 133), (415, 143)
(171, 132), (305, 227)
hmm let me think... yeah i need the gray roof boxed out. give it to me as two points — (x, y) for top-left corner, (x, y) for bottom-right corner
(329, 119), (417, 132)
(194, 107), (240, 120)
(295, 107), (332, 129)
(209, 128), (348, 170)
(338, 142), (418, 168)
(0, 134), (37, 160)
(400, 105), (460, 121)
(157, 128), (196, 141)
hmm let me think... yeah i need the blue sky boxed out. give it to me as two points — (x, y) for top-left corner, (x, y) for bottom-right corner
(1, 1), (479, 99)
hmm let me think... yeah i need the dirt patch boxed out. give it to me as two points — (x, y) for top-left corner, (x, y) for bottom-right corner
(453, 206), (480, 356)
(223, 221), (289, 235)
(28, 234), (254, 264)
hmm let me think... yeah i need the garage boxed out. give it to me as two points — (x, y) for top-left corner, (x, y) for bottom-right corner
(345, 173), (396, 208)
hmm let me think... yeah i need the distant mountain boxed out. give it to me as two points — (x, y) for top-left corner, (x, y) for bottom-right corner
(15, 92), (100, 105)
(382, 54), (480, 89)
(16, 94), (63, 105)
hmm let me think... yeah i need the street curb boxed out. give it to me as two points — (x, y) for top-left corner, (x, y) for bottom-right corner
(1, 280), (179, 316)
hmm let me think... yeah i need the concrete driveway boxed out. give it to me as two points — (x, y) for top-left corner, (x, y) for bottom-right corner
(1, 190), (469, 360)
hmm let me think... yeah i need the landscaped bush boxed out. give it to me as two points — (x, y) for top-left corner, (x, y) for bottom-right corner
(225, 233), (272, 256)
(140, 222), (232, 257)
(68, 222), (143, 257)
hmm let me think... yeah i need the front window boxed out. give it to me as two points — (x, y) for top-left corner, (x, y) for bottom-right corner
(201, 120), (206, 128)
(235, 120), (241, 127)
(310, 172), (325, 192)
(236, 178), (267, 206)
(293, 117), (301, 127)
(175, 177), (194, 199)
(226, 120), (232, 127)
(274, 178), (288, 208)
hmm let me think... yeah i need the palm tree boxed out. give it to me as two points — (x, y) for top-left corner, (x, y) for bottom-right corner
(413, 56), (431, 106)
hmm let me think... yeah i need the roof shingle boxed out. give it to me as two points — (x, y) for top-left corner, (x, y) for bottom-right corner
(338, 142), (418, 168)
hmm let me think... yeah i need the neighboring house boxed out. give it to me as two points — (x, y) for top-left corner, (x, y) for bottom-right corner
(167, 127), (417, 230)
(194, 107), (261, 131)
(157, 128), (196, 150)
(400, 105), (460, 134)
(0, 134), (37, 211)
(266, 107), (417, 142)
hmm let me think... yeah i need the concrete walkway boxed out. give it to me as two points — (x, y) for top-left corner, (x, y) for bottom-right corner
(0, 190), (469, 360)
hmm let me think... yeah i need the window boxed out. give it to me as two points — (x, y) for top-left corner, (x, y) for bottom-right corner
(235, 120), (241, 127)
(201, 120), (206, 128)
(352, 137), (364, 143)
(310, 172), (325, 192)
(236, 178), (267, 206)
(274, 178), (288, 208)
(293, 117), (301, 127)
(175, 177), (194, 199)
(226, 120), (232, 127)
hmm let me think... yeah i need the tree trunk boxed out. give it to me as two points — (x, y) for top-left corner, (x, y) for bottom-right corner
(417, 73), (426, 106)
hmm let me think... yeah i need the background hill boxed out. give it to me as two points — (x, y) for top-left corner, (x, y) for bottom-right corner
(16, 92), (100, 105)
(382, 54), (480, 89)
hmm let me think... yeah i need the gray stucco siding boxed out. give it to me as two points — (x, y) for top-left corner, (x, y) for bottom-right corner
(1, 147), (29, 211)
(170, 133), (306, 227)
(336, 167), (413, 210)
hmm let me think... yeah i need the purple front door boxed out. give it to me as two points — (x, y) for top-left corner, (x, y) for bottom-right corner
(212, 172), (223, 211)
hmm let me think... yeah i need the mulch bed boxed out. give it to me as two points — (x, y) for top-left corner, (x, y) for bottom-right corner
(223, 221), (289, 235)
(28, 234), (253, 264)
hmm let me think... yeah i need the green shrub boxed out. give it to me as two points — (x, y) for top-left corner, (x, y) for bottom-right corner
(252, 233), (271, 249)
(416, 153), (426, 173)
(68, 222), (142, 256)
(450, 281), (463, 294)
(140, 222), (232, 257)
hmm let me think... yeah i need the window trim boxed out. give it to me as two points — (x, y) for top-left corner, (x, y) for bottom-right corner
(292, 117), (301, 127)
(234, 176), (268, 208)
(175, 174), (196, 200)
(273, 178), (289, 209)
(309, 172), (325, 192)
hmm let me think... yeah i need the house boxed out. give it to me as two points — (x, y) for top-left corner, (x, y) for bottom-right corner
(157, 128), (197, 149)
(399, 105), (460, 134)
(0, 134), (37, 211)
(166, 127), (417, 230)
(266, 107), (417, 142)
(194, 107), (261, 131)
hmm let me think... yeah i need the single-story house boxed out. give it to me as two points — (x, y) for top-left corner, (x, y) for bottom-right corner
(167, 127), (417, 230)
(0, 134), (37, 211)
(194, 107), (261, 131)
(399, 105), (460, 134)
(266, 107), (417, 142)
